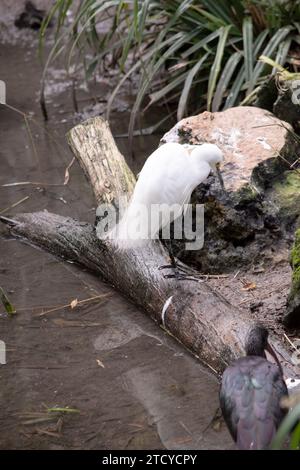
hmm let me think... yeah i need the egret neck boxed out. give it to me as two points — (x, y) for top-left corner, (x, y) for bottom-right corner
(189, 144), (224, 191)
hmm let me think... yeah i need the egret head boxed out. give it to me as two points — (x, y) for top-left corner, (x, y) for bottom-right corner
(190, 143), (224, 190)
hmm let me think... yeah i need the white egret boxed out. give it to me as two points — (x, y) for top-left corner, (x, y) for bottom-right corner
(107, 142), (224, 277)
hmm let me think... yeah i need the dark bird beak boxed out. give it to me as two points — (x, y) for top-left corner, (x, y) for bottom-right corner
(215, 162), (225, 191)
(265, 341), (283, 373)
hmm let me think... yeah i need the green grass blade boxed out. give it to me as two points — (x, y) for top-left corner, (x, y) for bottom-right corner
(207, 25), (231, 111)
(66, 1), (122, 71)
(223, 64), (245, 109)
(106, 32), (184, 119)
(0, 286), (16, 315)
(39, 0), (70, 58)
(177, 52), (210, 120)
(128, 26), (203, 144)
(181, 29), (220, 59)
(290, 421), (300, 450)
(191, 6), (227, 29)
(199, 0), (234, 24)
(212, 51), (242, 111)
(274, 37), (292, 68)
(248, 26), (293, 92)
(136, 0), (151, 44)
(149, 70), (190, 107)
(271, 404), (300, 449)
(253, 29), (269, 57)
(149, 0), (196, 61)
(119, 21), (136, 72)
(243, 16), (253, 83)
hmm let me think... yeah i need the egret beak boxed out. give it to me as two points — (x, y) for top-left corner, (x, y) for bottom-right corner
(215, 162), (225, 191)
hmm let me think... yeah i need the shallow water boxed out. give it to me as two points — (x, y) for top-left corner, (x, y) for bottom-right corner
(0, 26), (232, 449)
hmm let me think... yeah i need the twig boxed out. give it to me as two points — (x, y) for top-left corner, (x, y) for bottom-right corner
(36, 293), (112, 317)
(24, 115), (40, 171)
(0, 216), (18, 227)
(0, 196), (30, 215)
(200, 274), (229, 279)
(2, 181), (65, 188)
(35, 428), (60, 438)
(283, 333), (298, 351)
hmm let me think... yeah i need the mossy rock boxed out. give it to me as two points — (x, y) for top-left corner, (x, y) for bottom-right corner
(230, 184), (260, 207)
(269, 171), (300, 229)
(284, 229), (300, 327)
(291, 231), (300, 291)
(162, 106), (300, 272)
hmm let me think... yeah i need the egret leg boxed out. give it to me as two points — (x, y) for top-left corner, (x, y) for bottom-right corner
(159, 240), (202, 282)
(159, 239), (177, 270)
(158, 239), (178, 271)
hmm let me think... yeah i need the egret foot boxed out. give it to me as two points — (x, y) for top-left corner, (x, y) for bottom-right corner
(158, 264), (202, 282)
(160, 240), (204, 281)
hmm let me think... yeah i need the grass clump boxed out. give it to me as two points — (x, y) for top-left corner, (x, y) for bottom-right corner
(40, 1), (300, 139)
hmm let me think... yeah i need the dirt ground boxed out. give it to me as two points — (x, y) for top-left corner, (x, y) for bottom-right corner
(208, 253), (292, 337)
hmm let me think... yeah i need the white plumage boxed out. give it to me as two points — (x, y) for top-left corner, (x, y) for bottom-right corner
(107, 142), (223, 250)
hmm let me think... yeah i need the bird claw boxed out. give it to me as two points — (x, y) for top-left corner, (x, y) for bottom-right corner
(158, 264), (175, 271)
(163, 272), (201, 282)
(159, 264), (203, 282)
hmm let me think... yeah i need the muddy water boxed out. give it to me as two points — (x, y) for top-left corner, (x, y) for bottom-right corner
(0, 28), (232, 449)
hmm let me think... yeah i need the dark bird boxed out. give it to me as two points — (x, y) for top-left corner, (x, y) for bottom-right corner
(220, 325), (288, 450)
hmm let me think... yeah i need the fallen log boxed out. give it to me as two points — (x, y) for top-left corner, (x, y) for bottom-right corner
(0, 117), (297, 378)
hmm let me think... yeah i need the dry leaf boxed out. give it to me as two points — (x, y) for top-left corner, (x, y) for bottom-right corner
(165, 436), (193, 446)
(70, 299), (78, 309)
(96, 359), (105, 368)
(242, 282), (256, 291)
(64, 157), (75, 185)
